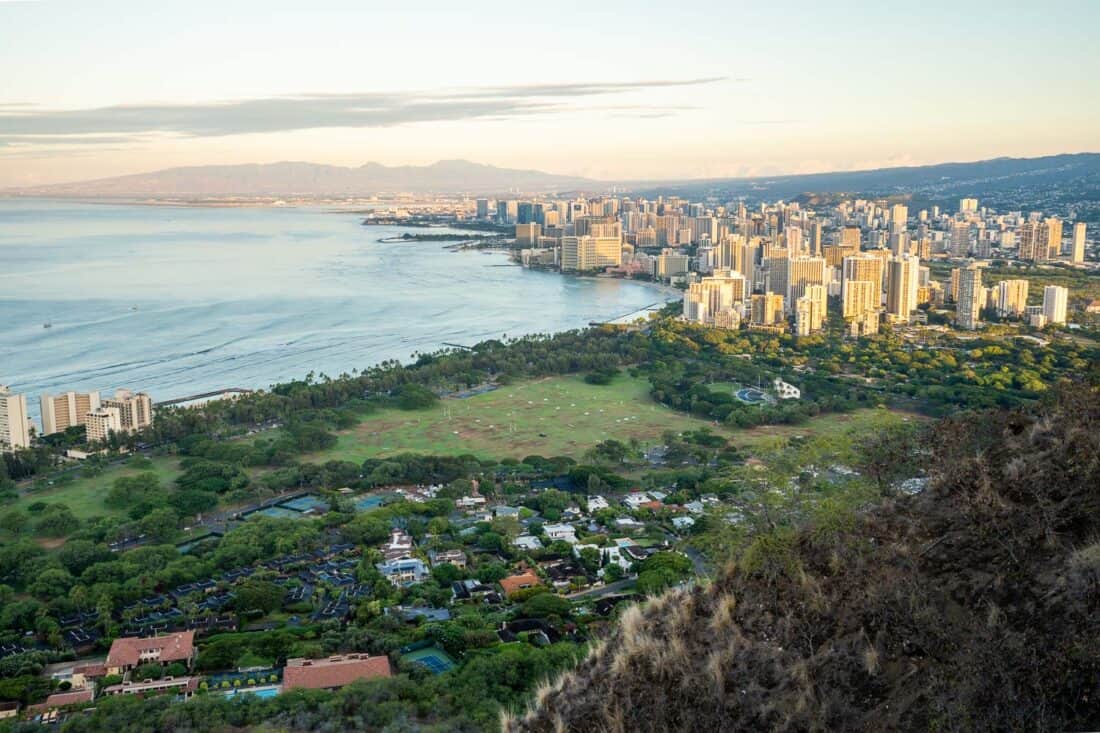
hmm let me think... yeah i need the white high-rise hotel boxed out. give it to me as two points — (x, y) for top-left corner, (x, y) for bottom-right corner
(0, 386), (31, 452)
(1043, 285), (1068, 325)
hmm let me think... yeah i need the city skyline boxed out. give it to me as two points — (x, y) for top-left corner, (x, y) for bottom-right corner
(2, 0), (1099, 187)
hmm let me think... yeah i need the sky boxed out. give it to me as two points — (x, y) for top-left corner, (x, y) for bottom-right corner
(1, 0), (1098, 187)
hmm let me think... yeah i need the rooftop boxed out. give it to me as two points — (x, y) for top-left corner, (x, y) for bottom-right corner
(283, 654), (392, 690)
(106, 630), (195, 669)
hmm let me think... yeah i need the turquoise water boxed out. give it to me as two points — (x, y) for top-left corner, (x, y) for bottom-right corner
(224, 685), (280, 699)
(355, 496), (384, 511)
(280, 494), (327, 512)
(253, 506), (300, 520)
(0, 200), (670, 424)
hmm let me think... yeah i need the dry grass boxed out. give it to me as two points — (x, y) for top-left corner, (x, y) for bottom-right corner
(506, 385), (1100, 733)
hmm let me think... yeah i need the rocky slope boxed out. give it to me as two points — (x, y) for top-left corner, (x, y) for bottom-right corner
(506, 386), (1100, 732)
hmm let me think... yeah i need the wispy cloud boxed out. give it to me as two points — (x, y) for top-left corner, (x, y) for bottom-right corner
(0, 78), (728, 148)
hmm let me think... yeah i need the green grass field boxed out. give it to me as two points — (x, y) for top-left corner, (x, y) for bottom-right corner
(730, 408), (919, 451)
(11, 455), (182, 522)
(325, 375), (727, 461)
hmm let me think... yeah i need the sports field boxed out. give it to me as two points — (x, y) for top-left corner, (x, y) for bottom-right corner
(325, 375), (726, 461)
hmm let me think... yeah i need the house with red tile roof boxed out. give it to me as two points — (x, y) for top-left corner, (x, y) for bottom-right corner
(102, 676), (200, 698)
(105, 631), (196, 676)
(282, 654), (392, 690)
(25, 689), (93, 715)
(499, 570), (541, 597)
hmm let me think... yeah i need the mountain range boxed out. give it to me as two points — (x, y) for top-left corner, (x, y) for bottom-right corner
(4, 153), (1099, 200)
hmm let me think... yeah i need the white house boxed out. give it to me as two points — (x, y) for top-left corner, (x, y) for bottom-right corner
(573, 543), (634, 572)
(773, 379), (801, 400)
(614, 517), (646, 532)
(671, 516), (696, 531)
(543, 523), (578, 544)
(456, 495), (487, 509)
(622, 492), (651, 510)
(513, 535), (544, 551)
(586, 495), (609, 511)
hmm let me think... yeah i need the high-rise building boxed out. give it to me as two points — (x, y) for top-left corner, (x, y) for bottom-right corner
(949, 221), (971, 257)
(560, 236), (622, 272)
(1018, 220), (1042, 261)
(842, 254), (884, 309)
(886, 255), (920, 322)
(750, 293), (785, 326)
(889, 204), (908, 234)
(1072, 222), (1087, 264)
(840, 226), (862, 249)
(475, 199), (490, 219)
(955, 263), (984, 330)
(795, 284), (827, 335)
(959, 198), (979, 214)
(100, 389), (154, 433)
(85, 407), (122, 445)
(808, 220), (823, 255)
(823, 243), (858, 268)
(683, 270), (747, 325)
(1041, 217), (1063, 260)
(514, 223), (540, 246)
(40, 390), (101, 435)
(0, 385), (31, 452)
(995, 280), (1030, 318)
(1042, 285), (1068, 325)
(785, 256), (826, 312)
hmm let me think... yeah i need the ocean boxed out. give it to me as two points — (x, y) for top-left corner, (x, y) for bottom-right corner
(0, 200), (670, 424)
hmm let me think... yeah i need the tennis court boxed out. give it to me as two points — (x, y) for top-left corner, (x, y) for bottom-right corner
(253, 506), (301, 520)
(401, 645), (456, 674)
(355, 495), (385, 512)
(280, 494), (329, 512)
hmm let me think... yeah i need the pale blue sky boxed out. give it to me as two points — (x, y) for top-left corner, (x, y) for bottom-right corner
(1, 0), (1098, 185)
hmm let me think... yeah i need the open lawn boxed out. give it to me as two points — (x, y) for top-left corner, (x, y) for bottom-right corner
(325, 375), (728, 461)
(10, 455), (182, 522)
(730, 407), (922, 451)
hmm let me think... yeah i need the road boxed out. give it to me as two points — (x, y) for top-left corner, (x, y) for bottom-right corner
(565, 578), (636, 600)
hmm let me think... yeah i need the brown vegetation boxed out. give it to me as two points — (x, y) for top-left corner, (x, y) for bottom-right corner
(506, 385), (1100, 732)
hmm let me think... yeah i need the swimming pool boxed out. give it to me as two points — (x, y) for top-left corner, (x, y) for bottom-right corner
(224, 685), (280, 699)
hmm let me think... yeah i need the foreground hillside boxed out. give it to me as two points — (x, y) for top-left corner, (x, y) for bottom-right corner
(507, 385), (1100, 732)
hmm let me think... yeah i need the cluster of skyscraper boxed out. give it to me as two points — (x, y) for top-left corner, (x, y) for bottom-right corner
(0, 386), (153, 453)
(495, 194), (1086, 337)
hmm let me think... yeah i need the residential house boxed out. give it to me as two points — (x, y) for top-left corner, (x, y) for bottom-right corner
(428, 549), (467, 569)
(499, 570), (542, 597)
(25, 689), (94, 715)
(672, 516), (696, 531)
(513, 535), (543, 551)
(543, 523), (578, 544)
(102, 676), (200, 698)
(382, 528), (414, 561)
(283, 654), (392, 691)
(586, 495), (609, 511)
(456, 495), (486, 510)
(622, 492), (652, 510)
(105, 631), (196, 676)
(451, 579), (500, 603)
(376, 557), (430, 587)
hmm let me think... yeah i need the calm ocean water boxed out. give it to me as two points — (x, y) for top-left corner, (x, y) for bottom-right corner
(0, 200), (669, 424)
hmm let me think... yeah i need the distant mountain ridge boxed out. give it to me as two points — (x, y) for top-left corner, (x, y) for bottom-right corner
(629, 152), (1100, 200)
(4, 159), (598, 197)
(5, 152), (1099, 199)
